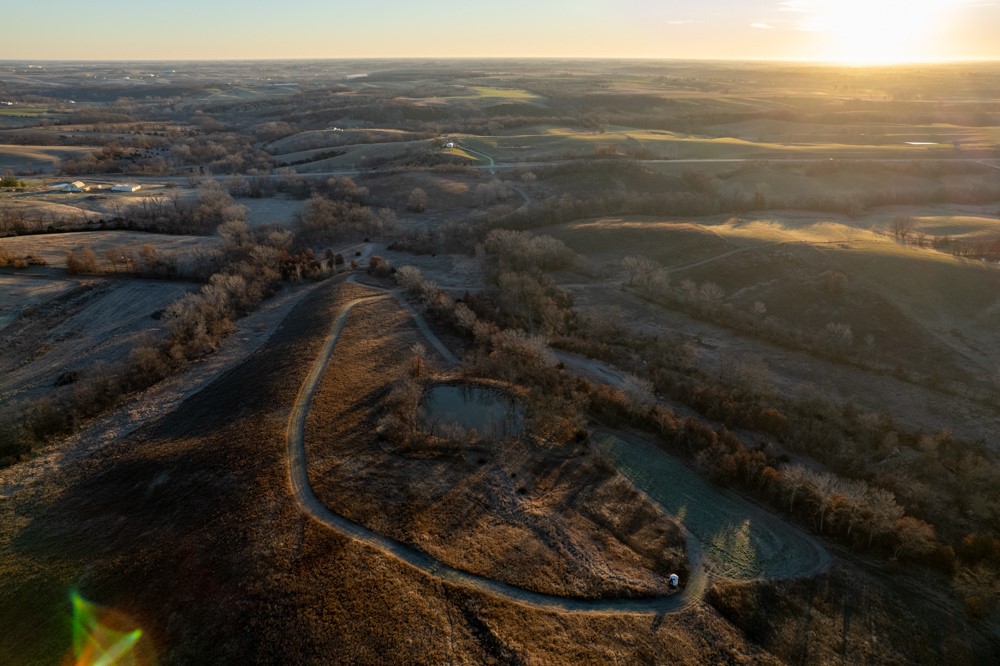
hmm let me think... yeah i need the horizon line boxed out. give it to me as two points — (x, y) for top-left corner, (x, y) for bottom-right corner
(2, 56), (1000, 66)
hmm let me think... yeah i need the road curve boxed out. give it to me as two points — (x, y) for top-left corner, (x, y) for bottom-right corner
(286, 289), (708, 614)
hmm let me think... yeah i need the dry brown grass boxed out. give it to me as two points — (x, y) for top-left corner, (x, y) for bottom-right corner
(0, 145), (96, 172)
(0, 231), (218, 268)
(707, 563), (999, 665)
(303, 293), (689, 599)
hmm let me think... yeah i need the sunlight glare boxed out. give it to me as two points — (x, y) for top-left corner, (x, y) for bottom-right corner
(784, 0), (955, 63)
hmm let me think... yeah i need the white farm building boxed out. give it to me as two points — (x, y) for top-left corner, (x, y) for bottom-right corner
(111, 184), (141, 193)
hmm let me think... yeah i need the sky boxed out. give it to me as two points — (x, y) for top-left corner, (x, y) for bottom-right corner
(1, 0), (998, 63)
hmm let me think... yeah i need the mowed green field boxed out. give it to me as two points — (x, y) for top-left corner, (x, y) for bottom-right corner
(275, 138), (438, 171)
(543, 218), (741, 268)
(0, 107), (70, 129)
(704, 118), (1000, 151)
(265, 128), (421, 155)
(460, 126), (959, 162)
(467, 86), (540, 100)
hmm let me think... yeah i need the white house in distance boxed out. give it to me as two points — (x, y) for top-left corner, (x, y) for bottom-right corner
(111, 184), (141, 193)
(63, 181), (90, 193)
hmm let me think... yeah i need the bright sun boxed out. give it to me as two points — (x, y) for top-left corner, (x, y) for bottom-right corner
(785, 0), (955, 64)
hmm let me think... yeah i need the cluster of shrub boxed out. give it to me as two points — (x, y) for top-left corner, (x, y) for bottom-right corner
(116, 181), (250, 235)
(0, 170), (26, 189)
(59, 142), (170, 176)
(222, 173), (371, 202)
(294, 193), (396, 244)
(0, 249), (45, 269)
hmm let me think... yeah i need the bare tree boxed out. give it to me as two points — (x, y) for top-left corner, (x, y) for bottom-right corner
(891, 215), (915, 243)
(105, 247), (121, 273)
(823, 322), (854, 351)
(781, 465), (814, 514)
(893, 516), (936, 559)
(407, 188), (428, 213)
(622, 255), (657, 286)
(697, 282), (725, 314)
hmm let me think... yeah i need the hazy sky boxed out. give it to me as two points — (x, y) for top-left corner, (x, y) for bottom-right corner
(2, 0), (998, 62)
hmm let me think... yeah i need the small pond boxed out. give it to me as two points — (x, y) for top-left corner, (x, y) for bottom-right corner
(421, 384), (524, 438)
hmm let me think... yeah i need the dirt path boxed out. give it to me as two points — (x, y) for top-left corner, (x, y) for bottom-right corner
(389, 292), (460, 365)
(460, 145), (532, 207)
(286, 289), (709, 614)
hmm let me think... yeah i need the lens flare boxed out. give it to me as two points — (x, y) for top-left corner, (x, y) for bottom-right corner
(66, 591), (152, 666)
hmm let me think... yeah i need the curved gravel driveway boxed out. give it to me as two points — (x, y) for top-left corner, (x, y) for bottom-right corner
(285, 290), (708, 614)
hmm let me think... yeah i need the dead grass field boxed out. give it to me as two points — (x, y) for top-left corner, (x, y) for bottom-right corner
(0, 277), (192, 402)
(304, 293), (689, 599)
(704, 118), (1000, 151)
(0, 231), (219, 268)
(544, 217), (740, 273)
(0, 196), (101, 229)
(0, 275), (76, 329)
(0, 145), (97, 173)
(240, 197), (306, 227)
(542, 206), (1000, 384)
(717, 164), (997, 202)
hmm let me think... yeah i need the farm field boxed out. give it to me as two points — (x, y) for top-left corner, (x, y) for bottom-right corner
(0, 145), (97, 173)
(460, 126), (963, 162)
(264, 128), (423, 155)
(275, 139), (437, 171)
(0, 230), (219, 268)
(703, 118), (1000, 147)
(0, 277), (192, 402)
(240, 197), (305, 227)
(0, 275), (76, 329)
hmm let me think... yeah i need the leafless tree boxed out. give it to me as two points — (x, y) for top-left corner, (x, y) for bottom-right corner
(891, 215), (915, 242)
(407, 188), (428, 213)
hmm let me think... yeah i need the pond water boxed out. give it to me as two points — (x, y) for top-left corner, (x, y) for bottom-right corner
(595, 432), (826, 580)
(421, 385), (524, 438)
